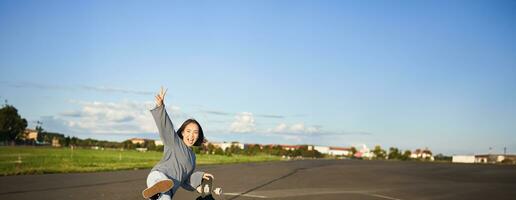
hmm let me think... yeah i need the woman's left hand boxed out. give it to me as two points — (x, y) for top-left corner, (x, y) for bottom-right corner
(203, 173), (214, 180)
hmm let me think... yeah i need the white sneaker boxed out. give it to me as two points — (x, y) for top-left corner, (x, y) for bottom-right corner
(142, 179), (173, 199)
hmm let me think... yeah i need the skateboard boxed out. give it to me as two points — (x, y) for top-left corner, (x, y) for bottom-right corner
(196, 177), (225, 200)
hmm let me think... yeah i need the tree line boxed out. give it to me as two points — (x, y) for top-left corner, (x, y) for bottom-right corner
(194, 143), (324, 158)
(1, 103), (450, 160)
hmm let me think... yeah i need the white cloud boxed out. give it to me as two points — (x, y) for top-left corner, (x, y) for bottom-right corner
(50, 100), (186, 135)
(270, 123), (288, 133)
(282, 135), (303, 143)
(268, 122), (321, 134)
(61, 100), (156, 134)
(229, 112), (256, 133)
(289, 123), (306, 132)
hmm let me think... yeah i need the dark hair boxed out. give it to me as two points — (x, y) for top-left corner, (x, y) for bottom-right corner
(177, 119), (204, 146)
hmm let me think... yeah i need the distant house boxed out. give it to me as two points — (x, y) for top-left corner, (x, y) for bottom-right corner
(328, 147), (352, 156)
(314, 146), (330, 154)
(452, 155), (475, 163)
(24, 129), (39, 141)
(128, 138), (146, 145)
(51, 137), (61, 147)
(453, 154), (516, 164)
(154, 140), (163, 146)
(136, 148), (148, 152)
(314, 146), (351, 156)
(354, 144), (374, 159)
(410, 148), (434, 161)
(228, 141), (244, 150)
(475, 154), (514, 164)
(280, 145), (303, 151)
(209, 142), (230, 150)
(210, 141), (244, 151)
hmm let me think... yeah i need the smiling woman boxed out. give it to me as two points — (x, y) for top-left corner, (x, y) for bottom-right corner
(142, 87), (213, 200)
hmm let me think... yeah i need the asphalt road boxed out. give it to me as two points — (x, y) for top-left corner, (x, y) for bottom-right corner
(1, 159), (515, 200)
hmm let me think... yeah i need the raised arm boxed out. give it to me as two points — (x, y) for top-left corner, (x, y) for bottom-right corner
(150, 87), (178, 147)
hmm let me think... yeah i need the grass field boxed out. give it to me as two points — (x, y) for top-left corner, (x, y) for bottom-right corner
(0, 146), (282, 176)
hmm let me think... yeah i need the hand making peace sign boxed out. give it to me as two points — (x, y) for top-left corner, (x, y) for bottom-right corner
(155, 86), (168, 107)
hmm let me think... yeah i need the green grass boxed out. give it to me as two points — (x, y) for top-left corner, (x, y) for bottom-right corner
(0, 146), (282, 176)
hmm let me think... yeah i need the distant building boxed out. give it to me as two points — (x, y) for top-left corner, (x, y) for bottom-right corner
(210, 141), (244, 151)
(328, 147), (351, 156)
(279, 145), (315, 151)
(354, 144), (374, 159)
(210, 142), (230, 150)
(453, 154), (516, 164)
(475, 154), (515, 164)
(128, 138), (146, 145)
(229, 141), (244, 149)
(24, 129), (39, 141)
(154, 140), (163, 146)
(136, 148), (148, 152)
(280, 145), (303, 151)
(51, 137), (61, 147)
(452, 155), (475, 163)
(314, 146), (330, 154)
(410, 148), (434, 161)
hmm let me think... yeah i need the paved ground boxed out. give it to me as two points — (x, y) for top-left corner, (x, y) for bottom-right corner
(0, 159), (515, 200)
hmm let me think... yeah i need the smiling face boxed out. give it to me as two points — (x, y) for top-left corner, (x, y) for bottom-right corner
(182, 122), (199, 147)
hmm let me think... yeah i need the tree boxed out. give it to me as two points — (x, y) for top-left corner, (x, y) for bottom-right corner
(155, 145), (164, 152)
(226, 144), (242, 155)
(401, 150), (412, 160)
(205, 143), (216, 154)
(70, 136), (79, 146)
(192, 146), (201, 154)
(38, 132), (64, 144)
(64, 136), (71, 147)
(214, 147), (224, 155)
(434, 153), (452, 162)
(35, 121), (44, 142)
(301, 149), (323, 158)
(388, 147), (401, 160)
(244, 144), (261, 156)
(144, 140), (156, 151)
(0, 104), (28, 144)
(268, 145), (284, 156)
(372, 145), (386, 159)
(122, 140), (134, 149)
(350, 146), (357, 158)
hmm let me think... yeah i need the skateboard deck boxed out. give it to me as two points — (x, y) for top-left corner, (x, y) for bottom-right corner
(198, 177), (224, 200)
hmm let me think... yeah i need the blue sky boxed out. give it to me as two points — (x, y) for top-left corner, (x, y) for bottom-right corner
(1, 0), (515, 155)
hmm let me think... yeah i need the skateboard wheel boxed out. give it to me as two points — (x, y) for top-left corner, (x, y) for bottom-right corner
(214, 187), (222, 195)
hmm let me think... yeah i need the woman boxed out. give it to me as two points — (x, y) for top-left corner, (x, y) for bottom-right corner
(142, 87), (214, 200)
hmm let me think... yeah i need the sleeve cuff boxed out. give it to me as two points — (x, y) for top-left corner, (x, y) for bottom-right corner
(150, 104), (164, 112)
